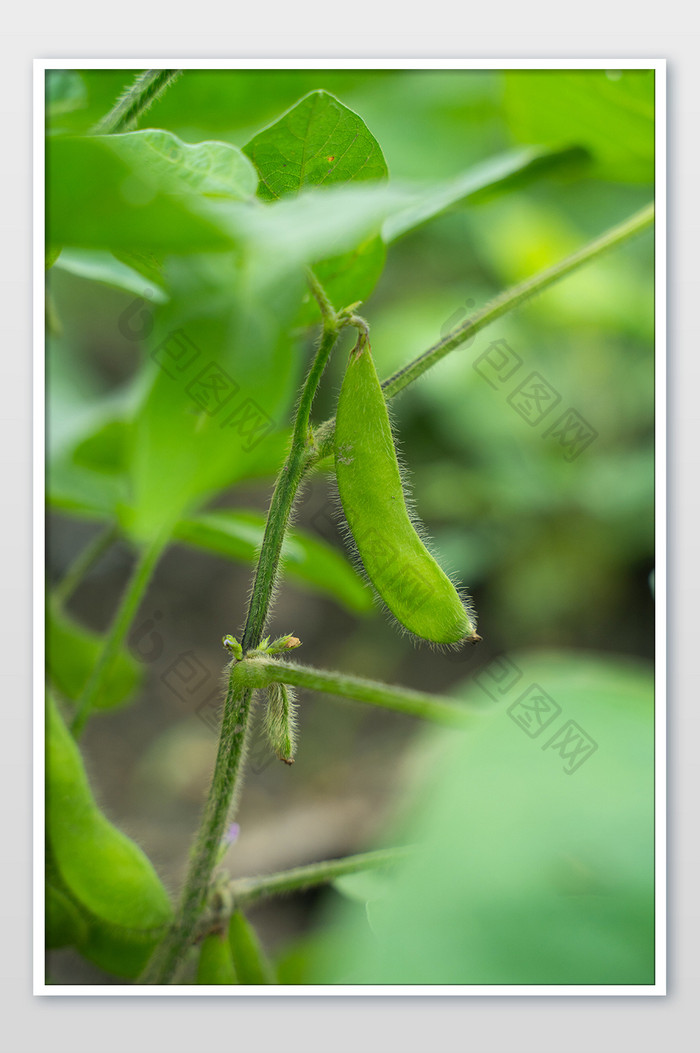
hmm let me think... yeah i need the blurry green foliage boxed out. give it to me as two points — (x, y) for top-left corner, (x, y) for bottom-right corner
(47, 599), (143, 709)
(503, 69), (654, 183)
(45, 67), (655, 986)
(174, 510), (374, 614)
(303, 652), (655, 985)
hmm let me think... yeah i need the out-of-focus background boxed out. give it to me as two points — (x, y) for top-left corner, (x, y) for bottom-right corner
(46, 68), (655, 984)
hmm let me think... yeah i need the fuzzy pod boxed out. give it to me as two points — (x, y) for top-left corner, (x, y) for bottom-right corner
(334, 342), (478, 645)
(227, 910), (275, 984)
(263, 681), (298, 765)
(45, 694), (173, 977)
(196, 932), (238, 984)
(45, 882), (89, 950)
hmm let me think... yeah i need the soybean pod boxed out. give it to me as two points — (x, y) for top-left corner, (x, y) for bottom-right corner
(196, 932), (238, 984)
(263, 681), (298, 765)
(46, 694), (173, 978)
(334, 339), (479, 646)
(227, 910), (275, 985)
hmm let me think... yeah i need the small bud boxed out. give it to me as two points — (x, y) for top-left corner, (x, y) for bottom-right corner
(222, 635), (243, 660)
(267, 633), (302, 655)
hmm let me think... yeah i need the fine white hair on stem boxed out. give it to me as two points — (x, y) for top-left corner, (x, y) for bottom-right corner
(263, 682), (299, 764)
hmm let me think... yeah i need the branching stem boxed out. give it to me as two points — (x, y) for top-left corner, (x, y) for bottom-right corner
(234, 656), (474, 728)
(225, 847), (413, 909)
(311, 203), (654, 461)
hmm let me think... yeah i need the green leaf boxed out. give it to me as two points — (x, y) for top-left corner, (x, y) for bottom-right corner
(53, 248), (168, 302)
(45, 245), (62, 269)
(296, 233), (387, 326)
(503, 70), (654, 184)
(243, 89), (388, 202)
(71, 418), (130, 475)
(46, 134), (242, 252)
(245, 90), (390, 319)
(295, 147), (586, 324)
(111, 247), (165, 289)
(312, 652), (655, 985)
(47, 128), (409, 268)
(123, 256), (302, 542)
(383, 145), (589, 243)
(98, 184), (410, 542)
(243, 183), (408, 280)
(46, 70), (87, 117)
(48, 409), (133, 522)
(47, 600), (143, 710)
(47, 458), (125, 522)
(173, 509), (373, 614)
(105, 129), (258, 201)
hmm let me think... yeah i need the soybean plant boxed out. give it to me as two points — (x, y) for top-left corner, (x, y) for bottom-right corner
(45, 68), (655, 987)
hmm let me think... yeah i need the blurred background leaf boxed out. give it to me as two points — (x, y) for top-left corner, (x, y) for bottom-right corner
(105, 129), (258, 200)
(302, 652), (654, 985)
(503, 69), (654, 183)
(174, 510), (373, 614)
(47, 600), (144, 710)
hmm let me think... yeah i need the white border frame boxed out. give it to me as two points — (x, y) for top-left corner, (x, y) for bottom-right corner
(34, 57), (666, 997)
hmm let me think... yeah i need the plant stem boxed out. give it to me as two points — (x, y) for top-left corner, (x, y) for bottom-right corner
(305, 266), (336, 326)
(92, 69), (183, 135)
(241, 321), (340, 653)
(311, 203), (654, 460)
(141, 674), (255, 984)
(381, 202), (654, 400)
(226, 847), (413, 909)
(234, 657), (474, 728)
(70, 536), (165, 737)
(144, 309), (344, 984)
(53, 523), (118, 607)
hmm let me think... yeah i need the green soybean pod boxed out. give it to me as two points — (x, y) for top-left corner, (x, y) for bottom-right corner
(227, 910), (275, 985)
(46, 883), (88, 950)
(263, 682), (298, 765)
(46, 694), (173, 978)
(335, 342), (478, 646)
(196, 932), (238, 984)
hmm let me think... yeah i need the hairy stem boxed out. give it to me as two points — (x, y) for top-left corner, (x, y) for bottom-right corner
(234, 657), (474, 728)
(305, 266), (336, 326)
(311, 203), (654, 460)
(144, 307), (344, 984)
(70, 536), (165, 738)
(226, 847), (413, 909)
(241, 321), (340, 652)
(53, 523), (118, 607)
(141, 674), (254, 984)
(382, 202), (654, 398)
(92, 69), (183, 135)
